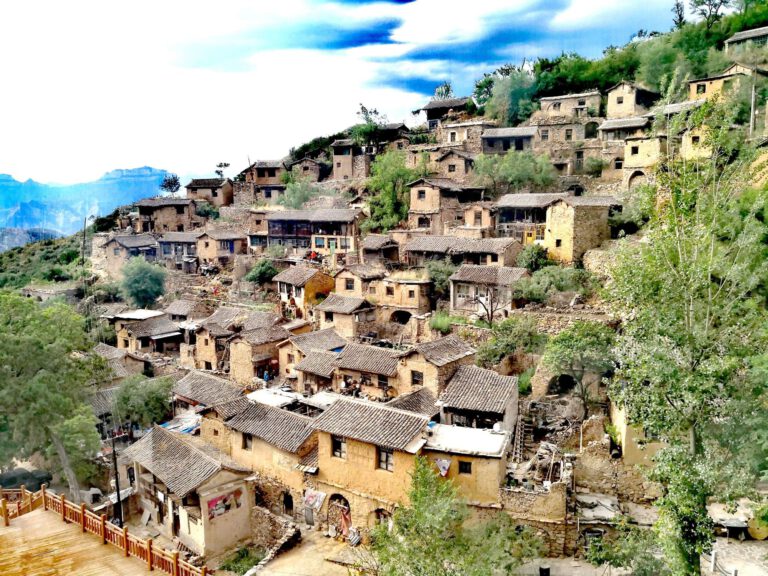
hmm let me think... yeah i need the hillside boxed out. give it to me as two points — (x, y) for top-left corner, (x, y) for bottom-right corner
(0, 231), (89, 289)
(0, 227), (60, 253)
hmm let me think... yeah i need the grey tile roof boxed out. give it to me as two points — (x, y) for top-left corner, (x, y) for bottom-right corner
(248, 160), (286, 169)
(111, 234), (158, 249)
(233, 325), (291, 346)
(334, 343), (400, 376)
(242, 311), (282, 331)
(295, 351), (339, 378)
(273, 266), (322, 286)
(120, 425), (247, 497)
(265, 209), (359, 223)
(343, 263), (387, 279)
(226, 402), (314, 453)
(450, 265), (529, 286)
(186, 178), (226, 188)
(563, 196), (620, 208)
(90, 386), (119, 417)
(312, 399), (428, 452)
(208, 396), (252, 420)
(298, 447), (319, 471)
(387, 388), (438, 417)
(726, 25), (768, 43)
(407, 178), (483, 192)
(199, 306), (244, 335)
(331, 139), (355, 147)
(440, 365), (518, 414)
(159, 231), (203, 243)
(315, 293), (371, 314)
(289, 328), (348, 355)
(200, 229), (247, 241)
(496, 193), (567, 209)
(435, 150), (477, 162)
(598, 117), (650, 131)
(645, 99), (706, 117)
(539, 90), (600, 101)
(135, 197), (193, 207)
(174, 371), (243, 406)
(125, 315), (181, 338)
(93, 342), (126, 361)
(420, 97), (470, 111)
(405, 236), (519, 255)
(482, 127), (537, 138)
(411, 335), (476, 367)
(163, 299), (197, 317)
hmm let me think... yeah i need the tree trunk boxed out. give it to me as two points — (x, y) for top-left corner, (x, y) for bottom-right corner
(50, 433), (81, 503)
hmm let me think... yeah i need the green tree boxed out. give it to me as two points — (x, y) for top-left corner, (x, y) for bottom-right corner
(120, 256), (166, 308)
(351, 104), (387, 147)
(672, 0), (687, 28)
(516, 244), (550, 273)
(473, 152), (556, 197)
(0, 294), (106, 501)
(215, 162), (230, 178)
(278, 178), (322, 209)
(689, 0), (733, 29)
(476, 316), (547, 369)
(607, 102), (768, 574)
(362, 150), (418, 233)
(159, 173), (181, 194)
(364, 457), (543, 575)
(115, 375), (173, 428)
(434, 80), (454, 100)
(195, 201), (220, 219)
(587, 517), (672, 576)
(541, 321), (615, 419)
(425, 258), (457, 300)
(245, 259), (279, 284)
(485, 69), (537, 126)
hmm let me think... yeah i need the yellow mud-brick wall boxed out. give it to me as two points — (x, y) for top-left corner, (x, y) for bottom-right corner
(199, 473), (252, 556)
(609, 403), (665, 467)
(230, 339), (278, 386)
(195, 328), (220, 369)
(230, 430), (313, 494)
(607, 84), (640, 118)
(335, 270), (367, 297)
(423, 451), (506, 506)
(409, 184), (442, 213)
(623, 137), (665, 170)
(319, 311), (357, 339)
(199, 414), (233, 455)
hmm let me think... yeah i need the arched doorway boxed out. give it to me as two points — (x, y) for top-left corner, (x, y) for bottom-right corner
(328, 494), (351, 536)
(566, 184), (584, 196)
(547, 374), (577, 395)
(282, 491), (294, 517)
(417, 216), (431, 229)
(627, 170), (647, 191)
(372, 508), (392, 529)
(390, 310), (412, 325)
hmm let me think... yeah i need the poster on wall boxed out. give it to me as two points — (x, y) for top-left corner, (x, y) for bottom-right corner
(207, 488), (243, 520)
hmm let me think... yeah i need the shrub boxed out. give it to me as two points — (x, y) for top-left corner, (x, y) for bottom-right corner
(266, 244), (287, 259)
(476, 316), (546, 368)
(219, 547), (266, 575)
(42, 267), (72, 282)
(430, 312), (453, 334)
(518, 367), (534, 396)
(426, 258), (457, 299)
(516, 244), (550, 272)
(585, 157), (607, 177)
(245, 259), (278, 284)
(514, 266), (596, 303)
(120, 256), (166, 307)
(195, 201), (220, 219)
(58, 249), (80, 265)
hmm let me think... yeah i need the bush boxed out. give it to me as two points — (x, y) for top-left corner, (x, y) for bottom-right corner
(220, 547), (266, 575)
(518, 367), (534, 396)
(426, 258), (457, 299)
(516, 244), (550, 272)
(266, 244), (287, 259)
(120, 256), (166, 307)
(41, 267), (72, 282)
(514, 266), (596, 303)
(195, 201), (220, 219)
(476, 316), (546, 368)
(584, 157), (606, 177)
(245, 259), (278, 284)
(58, 249), (80, 265)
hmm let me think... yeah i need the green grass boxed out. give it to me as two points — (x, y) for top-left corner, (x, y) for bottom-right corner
(517, 367), (534, 396)
(429, 312), (468, 334)
(219, 546), (266, 575)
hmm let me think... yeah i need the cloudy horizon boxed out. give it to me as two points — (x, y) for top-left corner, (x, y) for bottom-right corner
(0, 0), (681, 185)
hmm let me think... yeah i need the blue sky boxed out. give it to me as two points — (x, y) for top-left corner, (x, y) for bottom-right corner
(0, 0), (680, 184)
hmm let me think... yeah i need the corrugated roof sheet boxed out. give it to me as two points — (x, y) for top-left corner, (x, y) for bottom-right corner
(420, 97), (470, 111)
(726, 25), (768, 43)
(539, 90), (600, 101)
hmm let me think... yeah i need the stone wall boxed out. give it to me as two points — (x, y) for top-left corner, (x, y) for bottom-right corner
(233, 182), (258, 206)
(508, 307), (614, 335)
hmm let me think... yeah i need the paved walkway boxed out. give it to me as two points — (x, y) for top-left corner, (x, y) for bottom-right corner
(709, 538), (768, 576)
(260, 527), (351, 576)
(0, 509), (150, 576)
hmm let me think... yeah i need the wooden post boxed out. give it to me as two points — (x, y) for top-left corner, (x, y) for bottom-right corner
(201, 566), (207, 576)
(123, 526), (129, 557)
(60, 494), (66, 522)
(80, 503), (87, 532)
(101, 514), (107, 544)
(1, 499), (8, 527)
(172, 551), (179, 576)
(147, 538), (153, 571)
(41, 484), (47, 511)
(20, 484), (26, 502)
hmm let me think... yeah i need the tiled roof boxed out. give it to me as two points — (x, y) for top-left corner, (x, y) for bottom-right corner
(315, 293), (370, 314)
(233, 325), (291, 346)
(273, 266), (322, 286)
(435, 150), (476, 162)
(407, 178), (483, 192)
(495, 193), (567, 209)
(646, 99), (706, 117)
(120, 426), (247, 497)
(405, 236), (519, 255)
(201, 229), (246, 241)
(312, 399), (428, 452)
(163, 299), (197, 317)
(242, 311), (282, 331)
(411, 335), (475, 367)
(344, 263), (387, 279)
(450, 265), (529, 286)
(539, 90), (600, 101)
(173, 371), (243, 407)
(159, 231), (203, 243)
(482, 127), (538, 138)
(186, 178), (226, 188)
(440, 365), (518, 414)
(334, 343), (400, 376)
(226, 402), (314, 453)
(298, 447), (319, 472)
(125, 315), (181, 338)
(93, 342), (126, 361)
(295, 351), (339, 378)
(111, 234), (157, 249)
(208, 397), (252, 420)
(331, 139), (355, 147)
(563, 196), (620, 208)
(248, 160), (286, 169)
(289, 328), (348, 354)
(135, 197), (192, 207)
(90, 386), (119, 417)
(265, 209), (359, 223)
(387, 388), (438, 417)
(599, 117), (650, 131)
(726, 25), (768, 43)
(199, 306), (243, 335)
(420, 97), (470, 111)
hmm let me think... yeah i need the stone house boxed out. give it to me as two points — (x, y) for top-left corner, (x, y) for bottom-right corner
(185, 178), (234, 208)
(266, 209), (362, 265)
(481, 127), (537, 154)
(437, 119), (496, 151)
(134, 198), (199, 233)
(725, 25), (768, 52)
(116, 313), (182, 355)
(119, 425), (251, 557)
(404, 236), (522, 267)
(448, 265), (529, 319)
(623, 135), (667, 190)
(102, 234), (158, 279)
(157, 231), (203, 273)
(438, 365), (519, 431)
(163, 298), (208, 323)
(242, 160), (288, 187)
(495, 193), (566, 244)
(295, 350), (340, 395)
(335, 264), (387, 297)
(367, 270), (433, 323)
(396, 335), (476, 399)
(605, 82), (659, 119)
(273, 266), (335, 320)
(228, 325), (293, 386)
(407, 178), (485, 235)
(687, 62), (766, 101)
(332, 343), (403, 399)
(431, 150), (477, 184)
(331, 139), (370, 181)
(360, 235), (400, 266)
(287, 157), (329, 183)
(277, 328), (348, 383)
(446, 202), (497, 238)
(315, 294), (376, 339)
(196, 230), (248, 269)
(173, 370), (244, 410)
(418, 97), (471, 130)
(538, 90), (601, 118)
(598, 117), (650, 143)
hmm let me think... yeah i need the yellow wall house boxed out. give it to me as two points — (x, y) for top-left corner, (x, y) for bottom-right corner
(134, 198), (200, 234)
(228, 324), (292, 385)
(116, 313), (183, 355)
(605, 82), (659, 119)
(609, 402), (665, 467)
(119, 426), (251, 557)
(543, 197), (616, 264)
(101, 234), (158, 279)
(273, 266), (335, 320)
(538, 90), (602, 118)
(277, 328), (348, 384)
(449, 265), (529, 320)
(335, 265), (387, 298)
(185, 178), (234, 208)
(397, 335), (477, 399)
(687, 63), (765, 102)
(314, 293), (376, 339)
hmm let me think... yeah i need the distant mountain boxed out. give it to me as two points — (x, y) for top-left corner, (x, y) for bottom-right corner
(0, 167), (169, 235)
(0, 227), (61, 253)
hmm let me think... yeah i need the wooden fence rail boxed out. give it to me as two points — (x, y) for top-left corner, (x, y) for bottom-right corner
(0, 486), (206, 575)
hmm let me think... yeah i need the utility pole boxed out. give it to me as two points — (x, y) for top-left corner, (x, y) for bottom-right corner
(750, 73), (757, 138)
(111, 434), (124, 527)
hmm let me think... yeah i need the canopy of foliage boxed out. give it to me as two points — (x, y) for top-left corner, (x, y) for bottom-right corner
(476, 316), (547, 369)
(362, 150), (419, 233)
(245, 259), (279, 284)
(120, 256), (166, 308)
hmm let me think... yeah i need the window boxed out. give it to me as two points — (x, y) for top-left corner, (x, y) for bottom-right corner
(490, 254), (498, 263)
(324, 311), (334, 322)
(242, 433), (253, 450)
(696, 84), (706, 94)
(211, 190), (218, 198)
(267, 168), (276, 178)
(459, 461), (472, 475)
(473, 210), (482, 225)
(294, 286), (303, 297)
(264, 189), (272, 199)
(113, 248), (121, 256)
(377, 447), (394, 472)
(565, 129), (573, 141)
(616, 96), (624, 105)
(175, 205), (185, 215)
(386, 286), (394, 297)
(515, 138), (524, 151)
(340, 237), (350, 249)
(450, 132), (457, 142)
(631, 146), (639, 156)
(204, 241), (210, 248)
(303, 166), (309, 172)
(502, 139), (511, 151)
(448, 164), (456, 172)
(553, 102), (561, 111)
(614, 159), (623, 169)
(204, 361), (212, 370)
(315, 237), (325, 248)
(578, 99), (586, 106)
(204, 338), (209, 346)
(336, 162), (342, 168)
(378, 375), (389, 388)
(257, 168), (266, 178)
(345, 278), (355, 291)
(332, 435), (347, 458)
(408, 289), (415, 299)
(417, 189), (426, 200)
(213, 429), (219, 437)
(122, 339), (129, 348)
(487, 138), (496, 147)
(287, 353), (295, 364)
(361, 373), (371, 386)
(397, 142), (403, 149)
(411, 370), (424, 387)
(555, 239), (562, 248)
(692, 135), (701, 145)
(540, 130), (549, 141)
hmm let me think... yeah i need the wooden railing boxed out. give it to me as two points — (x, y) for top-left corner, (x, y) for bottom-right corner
(0, 485), (207, 575)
